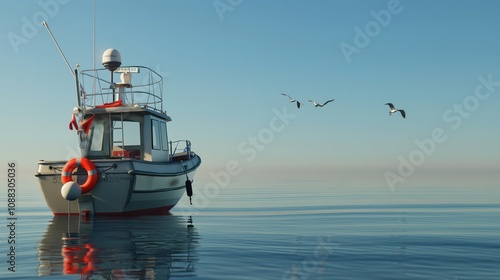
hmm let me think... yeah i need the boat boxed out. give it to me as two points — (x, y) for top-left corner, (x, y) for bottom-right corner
(35, 48), (201, 216)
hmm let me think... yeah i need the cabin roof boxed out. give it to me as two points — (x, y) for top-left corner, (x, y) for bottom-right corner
(85, 105), (172, 121)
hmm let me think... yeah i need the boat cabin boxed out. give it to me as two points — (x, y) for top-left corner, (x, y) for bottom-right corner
(79, 65), (190, 163)
(85, 108), (171, 162)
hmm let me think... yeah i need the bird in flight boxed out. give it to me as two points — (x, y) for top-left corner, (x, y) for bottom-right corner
(385, 103), (406, 118)
(308, 99), (334, 107)
(281, 93), (301, 108)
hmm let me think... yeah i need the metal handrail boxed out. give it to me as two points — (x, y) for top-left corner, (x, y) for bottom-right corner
(169, 140), (192, 160)
(80, 66), (164, 113)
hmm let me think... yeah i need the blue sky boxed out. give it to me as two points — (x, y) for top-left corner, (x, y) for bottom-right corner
(1, 0), (499, 189)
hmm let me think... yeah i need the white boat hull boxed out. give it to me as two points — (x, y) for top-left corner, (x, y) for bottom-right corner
(36, 156), (201, 215)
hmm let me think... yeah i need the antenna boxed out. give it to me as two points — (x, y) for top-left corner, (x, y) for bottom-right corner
(42, 21), (75, 78)
(93, 0), (97, 101)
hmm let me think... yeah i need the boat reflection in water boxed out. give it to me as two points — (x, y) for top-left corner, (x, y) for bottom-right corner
(37, 215), (198, 279)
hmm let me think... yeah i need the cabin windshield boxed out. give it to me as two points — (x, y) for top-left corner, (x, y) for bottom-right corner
(87, 114), (144, 159)
(112, 120), (142, 159)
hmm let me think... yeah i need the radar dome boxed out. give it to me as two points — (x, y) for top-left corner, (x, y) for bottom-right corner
(102, 48), (122, 71)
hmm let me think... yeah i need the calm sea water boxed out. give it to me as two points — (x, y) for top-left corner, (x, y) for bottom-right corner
(2, 181), (499, 279)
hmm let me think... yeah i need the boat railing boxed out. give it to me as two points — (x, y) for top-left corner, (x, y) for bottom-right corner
(170, 140), (193, 161)
(80, 66), (164, 113)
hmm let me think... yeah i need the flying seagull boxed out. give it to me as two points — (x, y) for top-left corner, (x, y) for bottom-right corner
(308, 99), (334, 107)
(385, 103), (406, 118)
(281, 93), (301, 108)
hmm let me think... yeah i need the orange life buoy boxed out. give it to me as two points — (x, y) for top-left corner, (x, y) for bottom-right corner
(61, 157), (98, 194)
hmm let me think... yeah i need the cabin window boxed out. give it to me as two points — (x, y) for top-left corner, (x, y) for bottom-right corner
(113, 121), (141, 146)
(111, 119), (142, 158)
(151, 119), (161, 150)
(90, 122), (105, 151)
(160, 121), (168, 151)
